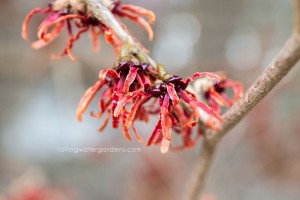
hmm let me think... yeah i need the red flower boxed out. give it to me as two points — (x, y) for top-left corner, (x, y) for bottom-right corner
(204, 72), (243, 114)
(76, 60), (152, 142)
(22, 0), (155, 60)
(77, 56), (222, 153)
(144, 73), (221, 152)
(114, 65), (222, 152)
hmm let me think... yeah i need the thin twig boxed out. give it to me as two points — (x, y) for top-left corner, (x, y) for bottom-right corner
(84, 0), (300, 199)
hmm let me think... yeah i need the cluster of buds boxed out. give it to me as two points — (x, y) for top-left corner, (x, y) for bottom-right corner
(77, 45), (225, 153)
(22, 0), (155, 61)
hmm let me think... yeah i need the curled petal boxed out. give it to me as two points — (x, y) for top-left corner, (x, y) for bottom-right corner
(53, 20), (91, 61)
(208, 98), (220, 114)
(179, 91), (201, 124)
(104, 29), (123, 54)
(209, 88), (228, 106)
(111, 79), (123, 124)
(160, 95), (172, 141)
(125, 94), (143, 127)
(184, 72), (220, 86)
(37, 14), (86, 41)
(154, 133), (163, 145)
(98, 110), (111, 132)
(132, 122), (143, 143)
(135, 75), (145, 90)
(173, 126), (198, 150)
(170, 115), (181, 132)
(185, 90), (197, 99)
(232, 82), (244, 99)
(38, 12), (61, 31)
(51, 19), (78, 61)
(180, 90), (222, 123)
(172, 104), (189, 126)
(73, 25), (90, 42)
(99, 68), (119, 80)
(136, 74), (151, 89)
(182, 127), (196, 148)
(221, 80), (244, 100)
(22, 8), (51, 41)
(147, 120), (162, 146)
(187, 113), (197, 128)
(116, 9), (154, 41)
(167, 83), (180, 105)
(91, 87), (112, 118)
(121, 112), (132, 141)
(134, 16), (154, 41)
(134, 95), (151, 122)
(120, 4), (156, 24)
(90, 26), (102, 52)
(76, 80), (107, 122)
(113, 91), (139, 117)
(111, 83), (121, 128)
(194, 99), (222, 122)
(161, 137), (170, 153)
(220, 93), (234, 106)
(51, 39), (78, 61)
(117, 73), (126, 95)
(99, 88), (113, 113)
(31, 21), (64, 49)
(123, 67), (138, 93)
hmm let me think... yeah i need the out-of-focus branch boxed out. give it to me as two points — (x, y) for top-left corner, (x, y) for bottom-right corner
(184, 0), (300, 199)
(85, 0), (157, 68)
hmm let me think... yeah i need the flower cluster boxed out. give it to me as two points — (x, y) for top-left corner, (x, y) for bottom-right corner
(77, 58), (152, 142)
(197, 72), (243, 114)
(143, 69), (222, 152)
(22, 0), (155, 61)
(77, 47), (223, 153)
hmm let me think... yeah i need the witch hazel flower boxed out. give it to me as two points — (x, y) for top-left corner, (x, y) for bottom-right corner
(76, 47), (153, 142)
(113, 64), (222, 153)
(22, 0), (155, 60)
(76, 43), (222, 153)
(145, 65), (222, 153)
(197, 72), (244, 114)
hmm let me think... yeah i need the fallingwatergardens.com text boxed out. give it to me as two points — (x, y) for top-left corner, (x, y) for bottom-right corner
(57, 146), (142, 154)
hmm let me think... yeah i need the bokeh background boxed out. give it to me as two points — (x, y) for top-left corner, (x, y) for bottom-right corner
(1, 0), (300, 199)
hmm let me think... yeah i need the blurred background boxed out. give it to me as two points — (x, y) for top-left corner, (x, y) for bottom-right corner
(1, 0), (300, 199)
